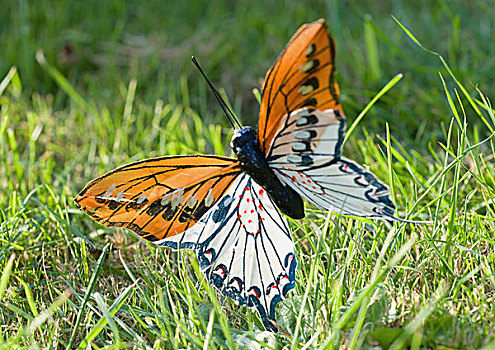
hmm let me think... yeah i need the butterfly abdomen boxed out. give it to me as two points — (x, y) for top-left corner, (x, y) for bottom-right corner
(231, 126), (304, 219)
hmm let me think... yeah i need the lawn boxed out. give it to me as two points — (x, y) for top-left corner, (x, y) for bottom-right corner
(1, 0), (494, 348)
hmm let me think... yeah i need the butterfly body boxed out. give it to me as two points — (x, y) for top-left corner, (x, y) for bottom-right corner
(231, 126), (305, 219)
(75, 19), (399, 332)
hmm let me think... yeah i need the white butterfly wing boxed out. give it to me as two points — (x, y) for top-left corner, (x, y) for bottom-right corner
(157, 174), (297, 331)
(266, 108), (397, 218)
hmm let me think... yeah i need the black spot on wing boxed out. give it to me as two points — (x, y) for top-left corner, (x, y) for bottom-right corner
(107, 200), (119, 210)
(145, 198), (177, 221)
(126, 223), (143, 235)
(162, 205), (176, 221)
(304, 59), (320, 73)
(296, 114), (318, 126)
(212, 195), (232, 223)
(178, 207), (194, 223)
(193, 199), (209, 221)
(146, 198), (165, 216)
(301, 98), (317, 107)
(302, 77), (319, 90)
(291, 142), (311, 153)
(305, 43), (316, 57)
(294, 130), (317, 140)
(126, 198), (149, 211)
(142, 232), (159, 242)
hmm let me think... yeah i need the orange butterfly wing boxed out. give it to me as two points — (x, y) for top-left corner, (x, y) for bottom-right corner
(258, 19), (343, 155)
(75, 155), (242, 242)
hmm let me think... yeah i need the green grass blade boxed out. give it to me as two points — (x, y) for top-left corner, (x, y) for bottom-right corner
(35, 50), (90, 112)
(0, 66), (17, 96)
(291, 213), (331, 350)
(343, 73), (403, 146)
(66, 243), (110, 349)
(0, 253), (15, 301)
(94, 292), (121, 345)
(389, 282), (448, 350)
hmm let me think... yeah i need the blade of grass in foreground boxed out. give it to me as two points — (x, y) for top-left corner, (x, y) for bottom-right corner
(0, 66), (19, 96)
(393, 16), (494, 135)
(323, 233), (417, 349)
(343, 73), (403, 146)
(191, 255), (235, 349)
(36, 50), (90, 112)
(94, 292), (122, 345)
(346, 225), (399, 350)
(290, 211), (332, 350)
(389, 281), (448, 350)
(3, 289), (72, 347)
(22, 290), (72, 339)
(0, 254), (15, 302)
(66, 243), (110, 350)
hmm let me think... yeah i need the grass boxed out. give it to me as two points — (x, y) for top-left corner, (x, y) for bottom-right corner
(1, 0), (495, 348)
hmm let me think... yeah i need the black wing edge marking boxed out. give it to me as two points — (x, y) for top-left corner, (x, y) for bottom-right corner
(158, 175), (297, 332)
(77, 154), (237, 197)
(266, 108), (346, 163)
(326, 159), (397, 218)
(260, 21), (328, 154)
(275, 158), (398, 220)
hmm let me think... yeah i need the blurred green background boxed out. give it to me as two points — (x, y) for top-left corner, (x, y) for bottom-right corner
(1, 0), (494, 348)
(3, 0), (494, 140)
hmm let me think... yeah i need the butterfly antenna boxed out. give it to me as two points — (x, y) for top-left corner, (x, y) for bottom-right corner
(191, 56), (242, 129)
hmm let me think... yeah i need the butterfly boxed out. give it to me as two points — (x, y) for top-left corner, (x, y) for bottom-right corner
(75, 19), (397, 332)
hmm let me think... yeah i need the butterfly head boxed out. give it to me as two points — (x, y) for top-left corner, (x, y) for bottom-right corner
(230, 126), (259, 156)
